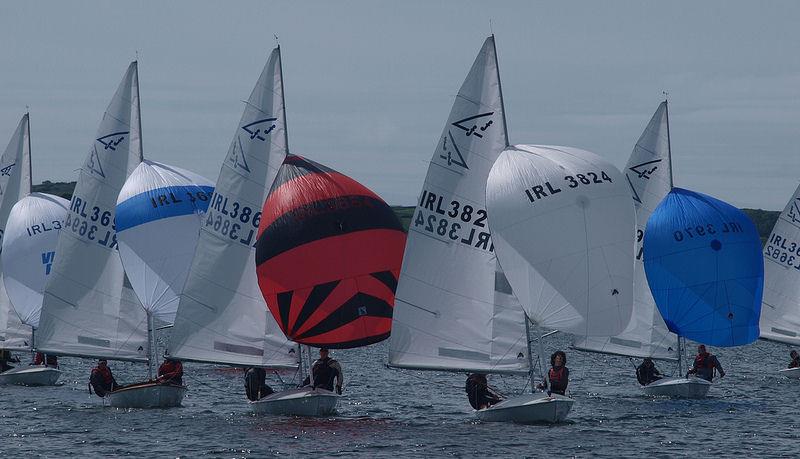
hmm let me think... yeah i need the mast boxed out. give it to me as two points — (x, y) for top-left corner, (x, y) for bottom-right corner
(491, 35), (511, 148)
(25, 111), (32, 192)
(664, 96), (674, 189)
(524, 315), (536, 393)
(133, 61), (144, 162)
(277, 45), (290, 154)
(146, 310), (154, 380)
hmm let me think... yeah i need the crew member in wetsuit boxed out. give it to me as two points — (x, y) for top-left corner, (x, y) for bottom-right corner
(33, 352), (58, 367)
(0, 349), (18, 372)
(465, 373), (503, 410)
(687, 344), (725, 382)
(302, 348), (343, 394)
(636, 358), (664, 386)
(89, 359), (120, 397)
(789, 350), (800, 369)
(538, 350), (569, 395)
(156, 357), (184, 385)
(244, 367), (275, 401)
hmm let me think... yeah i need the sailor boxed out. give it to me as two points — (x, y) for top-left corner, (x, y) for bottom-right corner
(636, 357), (664, 386)
(538, 350), (569, 395)
(302, 348), (343, 394)
(789, 350), (800, 369)
(244, 367), (275, 401)
(0, 349), (18, 372)
(89, 359), (120, 397)
(33, 352), (58, 367)
(156, 357), (184, 385)
(686, 344), (725, 382)
(465, 373), (503, 410)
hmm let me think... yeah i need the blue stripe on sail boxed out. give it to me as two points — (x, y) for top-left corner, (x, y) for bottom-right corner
(116, 185), (215, 232)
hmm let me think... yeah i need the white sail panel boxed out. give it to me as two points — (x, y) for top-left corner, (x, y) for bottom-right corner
(760, 183), (800, 345)
(36, 62), (148, 361)
(0, 288), (31, 351)
(388, 36), (529, 374)
(168, 47), (297, 368)
(486, 145), (635, 337)
(116, 161), (214, 324)
(573, 102), (677, 359)
(2, 193), (69, 329)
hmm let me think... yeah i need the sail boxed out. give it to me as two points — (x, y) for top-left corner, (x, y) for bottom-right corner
(168, 47), (297, 368)
(255, 155), (405, 349)
(1, 193), (69, 329)
(487, 145), (635, 337)
(573, 102), (678, 359)
(0, 114), (33, 350)
(116, 161), (214, 324)
(36, 62), (148, 361)
(758, 185), (800, 344)
(388, 36), (530, 374)
(643, 188), (763, 346)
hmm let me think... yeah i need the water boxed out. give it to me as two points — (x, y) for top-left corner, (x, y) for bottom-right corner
(1, 334), (797, 457)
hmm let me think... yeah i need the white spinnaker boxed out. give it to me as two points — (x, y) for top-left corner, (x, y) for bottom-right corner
(0, 114), (33, 350)
(487, 145), (635, 337)
(168, 47), (296, 368)
(116, 161), (214, 324)
(2, 193), (69, 329)
(388, 36), (532, 374)
(37, 62), (148, 361)
(760, 183), (800, 345)
(573, 102), (678, 359)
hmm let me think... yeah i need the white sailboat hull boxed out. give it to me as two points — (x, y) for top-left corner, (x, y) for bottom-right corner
(778, 367), (800, 379)
(0, 365), (61, 386)
(250, 386), (340, 417)
(475, 392), (574, 424)
(641, 376), (711, 398)
(107, 382), (187, 408)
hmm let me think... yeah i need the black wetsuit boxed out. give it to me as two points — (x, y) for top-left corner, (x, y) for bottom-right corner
(302, 357), (342, 392)
(636, 363), (664, 386)
(465, 374), (502, 409)
(244, 367), (274, 401)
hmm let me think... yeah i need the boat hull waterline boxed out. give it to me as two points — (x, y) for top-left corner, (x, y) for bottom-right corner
(475, 392), (574, 424)
(0, 366), (61, 386)
(250, 387), (340, 417)
(778, 367), (800, 379)
(641, 376), (712, 398)
(107, 382), (187, 408)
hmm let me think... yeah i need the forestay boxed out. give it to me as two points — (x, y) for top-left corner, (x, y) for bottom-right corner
(573, 102), (677, 359)
(759, 184), (800, 345)
(644, 188), (763, 347)
(388, 36), (530, 374)
(168, 47), (297, 368)
(486, 145), (635, 337)
(256, 155), (405, 349)
(2, 193), (69, 329)
(0, 114), (33, 350)
(116, 161), (214, 324)
(37, 62), (148, 361)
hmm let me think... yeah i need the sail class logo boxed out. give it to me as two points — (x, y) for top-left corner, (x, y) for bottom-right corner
(0, 163), (15, 176)
(788, 198), (800, 224)
(227, 137), (251, 173)
(41, 251), (55, 275)
(629, 159), (662, 180)
(452, 112), (494, 139)
(439, 132), (469, 169)
(86, 147), (106, 178)
(241, 118), (278, 141)
(96, 131), (129, 151)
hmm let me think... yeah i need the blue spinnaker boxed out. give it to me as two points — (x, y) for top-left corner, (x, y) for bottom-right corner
(643, 188), (763, 346)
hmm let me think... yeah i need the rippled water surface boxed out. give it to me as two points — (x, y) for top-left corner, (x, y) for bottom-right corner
(1, 334), (797, 457)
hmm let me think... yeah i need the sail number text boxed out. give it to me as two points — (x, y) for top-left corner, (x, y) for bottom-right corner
(66, 195), (118, 248)
(523, 171), (614, 204)
(414, 189), (493, 252)
(672, 221), (745, 242)
(765, 232), (800, 269)
(204, 191), (262, 247)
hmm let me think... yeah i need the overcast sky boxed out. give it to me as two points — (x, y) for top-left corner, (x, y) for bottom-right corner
(1, 1), (798, 208)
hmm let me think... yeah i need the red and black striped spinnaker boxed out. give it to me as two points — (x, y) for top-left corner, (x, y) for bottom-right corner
(255, 155), (406, 349)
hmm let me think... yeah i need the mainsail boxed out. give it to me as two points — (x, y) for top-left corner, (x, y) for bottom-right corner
(36, 62), (148, 361)
(486, 145), (635, 337)
(0, 114), (33, 350)
(644, 188), (764, 346)
(168, 47), (297, 368)
(256, 155), (405, 349)
(388, 36), (530, 374)
(760, 184), (800, 345)
(2, 193), (69, 329)
(573, 102), (678, 359)
(116, 160), (214, 324)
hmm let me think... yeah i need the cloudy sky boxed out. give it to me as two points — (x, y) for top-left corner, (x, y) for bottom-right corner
(1, 1), (798, 208)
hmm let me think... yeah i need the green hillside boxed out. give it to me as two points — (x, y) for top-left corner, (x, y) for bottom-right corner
(30, 181), (781, 240)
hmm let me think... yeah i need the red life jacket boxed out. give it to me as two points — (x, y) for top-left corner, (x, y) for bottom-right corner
(92, 366), (114, 385)
(159, 361), (183, 379)
(549, 366), (566, 385)
(695, 353), (714, 369)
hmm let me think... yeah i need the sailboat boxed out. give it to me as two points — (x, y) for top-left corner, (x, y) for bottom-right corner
(388, 36), (575, 424)
(0, 193), (68, 386)
(110, 160), (215, 407)
(0, 113), (38, 385)
(167, 47), (298, 386)
(572, 102), (689, 395)
(36, 62), (150, 394)
(758, 183), (800, 378)
(643, 187), (764, 394)
(252, 154), (405, 416)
